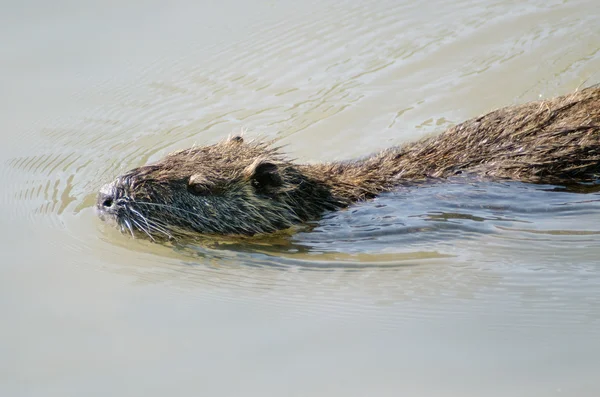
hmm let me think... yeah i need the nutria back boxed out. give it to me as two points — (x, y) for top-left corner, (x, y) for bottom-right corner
(97, 86), (600, 239)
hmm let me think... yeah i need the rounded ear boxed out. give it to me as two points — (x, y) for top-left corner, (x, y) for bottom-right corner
(244, 159), (283, 190)
(228, 135), (244, 144)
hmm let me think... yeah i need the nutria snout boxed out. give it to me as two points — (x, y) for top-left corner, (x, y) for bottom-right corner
(97, 85), (600, 240)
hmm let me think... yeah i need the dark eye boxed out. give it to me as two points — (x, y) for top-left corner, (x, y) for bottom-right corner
(187, 182), (212, 196)
(188, 174), (213, 196)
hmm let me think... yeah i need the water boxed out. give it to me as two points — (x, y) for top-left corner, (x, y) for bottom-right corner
(1, 0), (600, 396)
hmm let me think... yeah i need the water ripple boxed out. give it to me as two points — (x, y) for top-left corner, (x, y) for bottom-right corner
(1, 0), (598, 319)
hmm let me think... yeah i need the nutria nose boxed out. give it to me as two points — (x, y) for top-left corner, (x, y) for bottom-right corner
(97, 183), (117, 211)
(98, 193), (113, 208)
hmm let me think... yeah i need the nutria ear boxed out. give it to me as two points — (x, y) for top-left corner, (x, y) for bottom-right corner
(245, 159), (283, 189)
(228, 135), (244, 144)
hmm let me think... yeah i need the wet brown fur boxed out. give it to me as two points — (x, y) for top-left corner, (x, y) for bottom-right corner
(98, 86), (600, 238)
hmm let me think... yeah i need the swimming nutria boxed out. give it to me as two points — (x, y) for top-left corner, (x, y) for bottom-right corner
(97, 85), (600, 240)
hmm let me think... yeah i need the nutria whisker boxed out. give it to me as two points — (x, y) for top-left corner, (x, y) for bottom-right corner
(128, 208), (172, 241)
(126, 205), (179, 239)
(129, 216), (156, 241)
(121, 218), (135, 238)
(134, 201), (205, 219)
(96, 85), (600, 240)
(141, 217), (176, 240)
(128, 207), (152, 230)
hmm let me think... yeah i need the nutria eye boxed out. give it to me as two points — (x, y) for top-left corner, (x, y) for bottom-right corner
(188, 183), (211, 196)
(188, 174), (214, 196)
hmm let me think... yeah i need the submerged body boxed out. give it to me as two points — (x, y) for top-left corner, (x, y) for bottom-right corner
(97, 86), (600, 239)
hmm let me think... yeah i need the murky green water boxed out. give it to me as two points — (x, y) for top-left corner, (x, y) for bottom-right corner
(2, 0), (599, 396)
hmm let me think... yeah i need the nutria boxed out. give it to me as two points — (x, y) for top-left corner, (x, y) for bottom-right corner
(97, 85), (600, 240)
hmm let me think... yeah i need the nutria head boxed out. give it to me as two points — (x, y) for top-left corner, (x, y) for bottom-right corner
(97, 137), (344, 239)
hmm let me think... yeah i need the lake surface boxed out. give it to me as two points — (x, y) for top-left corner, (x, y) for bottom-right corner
(2, 0), (600, 396)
